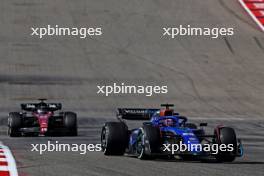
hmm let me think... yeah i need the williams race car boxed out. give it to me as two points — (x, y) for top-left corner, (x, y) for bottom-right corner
(7, 99), (78, 137)
(101, 104), (243, 162)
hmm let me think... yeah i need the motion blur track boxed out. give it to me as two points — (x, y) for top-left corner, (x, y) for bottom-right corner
(0, 0), (264, 176)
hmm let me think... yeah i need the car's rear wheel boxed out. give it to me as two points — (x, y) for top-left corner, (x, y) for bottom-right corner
(7, 112), (22, 137)
(214, 127), (237, 162)
(63, 112), (78, 136)
(101, 122), (128, 155)
(137, 124), (161, 160)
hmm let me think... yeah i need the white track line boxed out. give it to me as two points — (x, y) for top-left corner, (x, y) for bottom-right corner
(0, 142), (18, 176)
(0, 158), (7, 162)
(0, 166), (9, 171)
(238, 0), (264, 32)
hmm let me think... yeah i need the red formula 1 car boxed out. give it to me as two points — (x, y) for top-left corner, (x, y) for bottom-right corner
(7, 99), (77, 137)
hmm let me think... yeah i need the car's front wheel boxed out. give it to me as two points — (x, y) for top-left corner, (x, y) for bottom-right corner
(101, 122), (128, 155)
(7, 112), (22, 137)
(136, 124), (161, 160)
(63, 112), (78, 136)
(214, 127), (237, 162)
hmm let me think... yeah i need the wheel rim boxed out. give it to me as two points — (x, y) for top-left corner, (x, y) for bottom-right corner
(101, 127), (109, 153)
(7, 127), (11, 136)
(138, 145), (144, 159)
(137, 133), (144, 158)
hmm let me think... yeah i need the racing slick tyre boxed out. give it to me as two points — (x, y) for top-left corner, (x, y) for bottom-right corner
(63, 112), (78, 136)
(101, 122), (128, 155)
(137, 124), (161, 160)
(185, 123), (197, 129)
(214, 127), (237, 162)
(7, 112), (22, 137)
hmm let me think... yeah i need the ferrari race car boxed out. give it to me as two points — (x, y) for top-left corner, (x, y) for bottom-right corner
(7, 99), (77, 137)
(101, 104), (243, 162)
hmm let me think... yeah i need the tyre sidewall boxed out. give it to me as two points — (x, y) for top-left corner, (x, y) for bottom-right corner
(215, 127), (237, 162)
(138, 124), (161, 159)
(8, 112), (22, 137)
(101, 122), (128, 155)
(63, 112), (77, 136)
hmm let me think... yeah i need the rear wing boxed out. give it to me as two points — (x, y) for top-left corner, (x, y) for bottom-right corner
(47, 103), (62, 111)
(117, 108), (159, 120)
(21, 104), (36, 111)
(21, 103), (62, 111)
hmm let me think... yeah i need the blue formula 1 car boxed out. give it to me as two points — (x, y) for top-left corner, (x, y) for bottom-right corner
(101, 104), (243, 162)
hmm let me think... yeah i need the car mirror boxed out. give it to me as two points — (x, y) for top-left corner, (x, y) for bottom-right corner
(200, 123), (207, 127)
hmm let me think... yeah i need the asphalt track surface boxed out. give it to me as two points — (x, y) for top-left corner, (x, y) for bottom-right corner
(0, 0), (264, 175)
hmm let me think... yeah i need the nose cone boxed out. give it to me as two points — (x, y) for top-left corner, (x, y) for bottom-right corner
(178, 129), (202, 154)
(37, 114), (51, 134)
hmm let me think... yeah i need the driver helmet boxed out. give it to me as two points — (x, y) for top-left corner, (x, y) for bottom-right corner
(37, 103), (48, 114)
(37, 109), (46, 114)
(164, 119), (175, 127)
